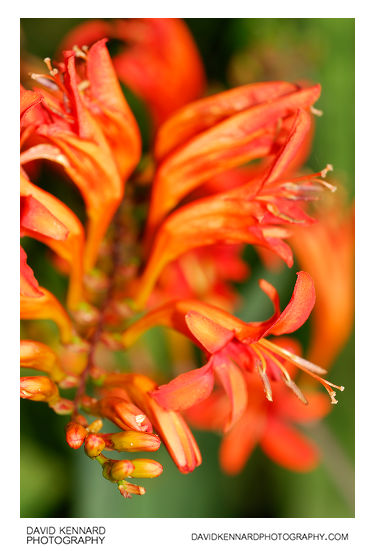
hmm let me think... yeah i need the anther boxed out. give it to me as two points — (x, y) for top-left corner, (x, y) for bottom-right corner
(310, 105), (323, 116)
(78, 80), (90, 92)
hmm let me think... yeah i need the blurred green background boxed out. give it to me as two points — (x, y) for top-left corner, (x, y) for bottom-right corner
(20, 18), (354, 518)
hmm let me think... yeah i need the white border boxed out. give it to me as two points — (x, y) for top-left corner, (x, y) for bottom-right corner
(4, 1), (373, 549)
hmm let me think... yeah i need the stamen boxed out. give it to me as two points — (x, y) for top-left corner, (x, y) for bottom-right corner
(252, 345), (273, 401)
(260, 339), (327, 375)
(266, 203), (306, 223)
(259, 339), (344, 405)
(43, 57), (53, 72)
(261, 347), (308, 405)
(73, 44), (88, 60)
(78, 80), (90, 92)
(29, 73), (59, 91)
(320, 164), (333, 178)
(43, 101), (75, 123)
(310, 105), (323, 117)
(284, 379), (309, 405)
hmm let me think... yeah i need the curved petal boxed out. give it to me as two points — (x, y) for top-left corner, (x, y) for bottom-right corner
(151, 362), (215, 411)
(147, 84), (320, 233)
(260, 417), (319, 471)
(258, 109), (313, 188)
(214, 358), (248, 432)
(258, 279), (281, 317)
(185, 310), (234, 354)
(219, 407), (266, 475)
(20, 174), (85, 310)
(20, 340), (66, 382)
(266, 271), (315, 336)
(20, 286), (74, 343)
(155, 81), (298, 160)
(20, 246), (43, 298)
(21, 195), (69, 241)
(86, 38), (141, 180)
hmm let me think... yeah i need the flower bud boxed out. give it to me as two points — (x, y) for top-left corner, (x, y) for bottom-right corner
(130, 459), (163, 479)
(71, 302), (100, 330)
(84, 433), (105, 458)
(87, 419), (103, 433)
(50, 398), (74, 415)
(20, 376), (59, 402)
(65, 422), (88, 449)
(118, 481), (146, 498)
(110, 460), (134, 481)
(101, 461), (114, 481)
(95, 396), (153, 432)
(72, 414), (89, 427)
(106, 430), (161, 452)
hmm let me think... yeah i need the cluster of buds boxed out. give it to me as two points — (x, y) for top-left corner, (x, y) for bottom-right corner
(65, 417), (163, 497)
(20, 19), (352, 499)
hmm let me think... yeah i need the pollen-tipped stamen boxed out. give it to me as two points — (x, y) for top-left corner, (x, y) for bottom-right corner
(259, 339), (344, 404)
(261, 346), (308, 405)
(259, 339), (327, 375)
(252, 344), (273, 401)
(29, 73), (60, 91)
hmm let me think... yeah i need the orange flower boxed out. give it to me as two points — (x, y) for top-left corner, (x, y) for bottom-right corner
(291, 199), (354, 368)
(151, 243), (248, 312)
(123, 272), (344, 433)
(20, 41), (140, 271)
(20, 172), (85, 310)
(146, 81), (320, 235)
(59, 18), (206, 127)
(186, 370), (330, 474)
(133, 109), (333, 308)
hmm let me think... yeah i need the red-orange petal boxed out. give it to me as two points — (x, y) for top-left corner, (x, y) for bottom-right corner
(214, 358), (248, 432)
(151, 362), (215, 411)
(220, 407), (266, 475)
(260, 417), (319, 472)
(266, 271), (315, 336)
(185, 310), (234, 354)
(21, 195), (69, 241)
(20, 246), (43, 298)
(275, 391), (331, 423)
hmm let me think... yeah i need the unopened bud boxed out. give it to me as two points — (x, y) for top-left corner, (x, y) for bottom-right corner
(102, 461), (114, 481)
(87, 419), (103, 433)
(71, 302), (100, 329)
(20, 376), (59, 402)
(106, 431), (161, 452)
(65, 422), (88, 449)
(96, 397), (153, 432)
(80, 394), (99, 412)
(50, 398), (74, 415)
(84, 433), (105, 458)
(72, 414), (89, 427)
(130, 459), (163, 479)
(58, 375), (80, 389)
(110, 460), (134, 480)
(84, 269), (109, 303)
